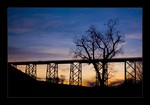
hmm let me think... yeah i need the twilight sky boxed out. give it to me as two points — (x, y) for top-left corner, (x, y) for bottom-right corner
(8, 8), (142, 86)
(8, 8), (142, 62)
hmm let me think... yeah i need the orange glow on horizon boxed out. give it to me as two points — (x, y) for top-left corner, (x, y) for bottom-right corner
(16, 63), (125, 87)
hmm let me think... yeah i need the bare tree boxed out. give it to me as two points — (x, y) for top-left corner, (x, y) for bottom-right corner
(107, 63), (117, 80)
(70, 19), (125, 87)
(46, 77), (60, 83)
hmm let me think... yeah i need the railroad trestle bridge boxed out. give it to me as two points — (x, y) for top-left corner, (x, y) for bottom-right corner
(8, 57), (142, 86)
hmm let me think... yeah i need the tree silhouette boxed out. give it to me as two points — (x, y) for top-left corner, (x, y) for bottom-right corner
(71, 19), (125, 87)
(46, 77), (60, 83)
(59, 75), (66, 84)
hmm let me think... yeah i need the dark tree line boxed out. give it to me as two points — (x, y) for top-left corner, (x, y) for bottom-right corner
(46, 75), (66, 84)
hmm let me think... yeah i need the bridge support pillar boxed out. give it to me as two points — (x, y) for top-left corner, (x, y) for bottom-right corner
(25, 64), (36, 79)
(46, 63), (58, 83)
(124, 61), (137, 83)
(69, 62), (82, 86)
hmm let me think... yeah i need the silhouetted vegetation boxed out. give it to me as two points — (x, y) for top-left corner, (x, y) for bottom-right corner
(70, 19), (125, 87)
(46, 75), (66, 84)
(59, 75), (66, 84)
(8, 65), (142, 97)
(46, 77), (60, 83)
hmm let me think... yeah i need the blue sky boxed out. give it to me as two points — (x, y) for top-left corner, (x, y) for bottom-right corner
(8, 8), (142, 61)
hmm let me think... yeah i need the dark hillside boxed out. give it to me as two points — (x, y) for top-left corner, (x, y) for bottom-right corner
(8, 65), (142, 97)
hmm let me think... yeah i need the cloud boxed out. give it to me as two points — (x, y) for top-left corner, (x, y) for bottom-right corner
(8, 14), (65, 35)
(126, 34), (142, 39)
(32, 13), (62, 20)
(8, 17), (38, 34)
(8, 46), (72, 61)
(86, 81), (97, 87)
(108, 79), (125, 86)
(38, 20), (64, 30)
(115, 50), (142, 58)
(8, 28), (31, 34)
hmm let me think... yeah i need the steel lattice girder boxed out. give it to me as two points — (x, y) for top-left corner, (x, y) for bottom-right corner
(125, 61), (137, 83)
(69, 63), (82, 86)
(11, 64), (17, 68)
(46, 63), (58, 83)
(25, 64), (36, 79)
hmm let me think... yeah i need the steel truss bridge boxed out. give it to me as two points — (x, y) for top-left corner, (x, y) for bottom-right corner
(8, 57), (142, 86)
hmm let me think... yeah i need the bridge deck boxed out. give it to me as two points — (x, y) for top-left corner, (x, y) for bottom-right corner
(8, 57), (142, 65)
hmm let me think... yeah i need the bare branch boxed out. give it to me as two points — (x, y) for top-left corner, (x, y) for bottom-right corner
(70, 19), (125, 86)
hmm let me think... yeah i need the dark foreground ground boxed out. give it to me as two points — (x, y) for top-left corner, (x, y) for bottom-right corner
(8, 65), (143, 97)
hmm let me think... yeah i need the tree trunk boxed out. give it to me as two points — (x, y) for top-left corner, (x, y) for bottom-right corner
(102, 61), (106, 87)
(92, 62), (103, 86)
(102, 61), (109, 87)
